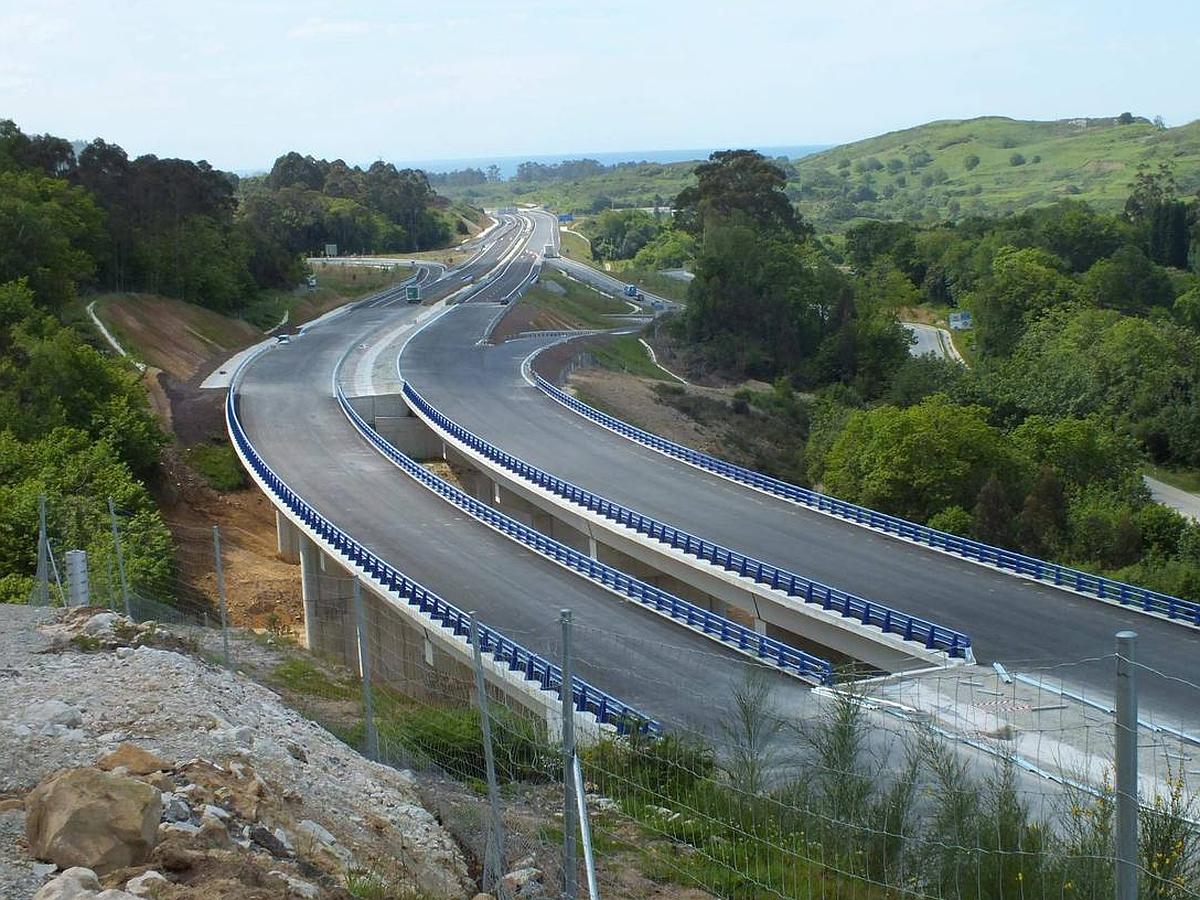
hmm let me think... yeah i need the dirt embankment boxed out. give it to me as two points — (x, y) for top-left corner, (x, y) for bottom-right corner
(94, 294), (309, 636)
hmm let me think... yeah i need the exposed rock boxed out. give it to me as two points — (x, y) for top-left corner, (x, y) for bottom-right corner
(25, 700), (83, 729)
(115, 648), (134, 661)
(196, 814), (232, 849)
(97, 744), (170, 776)
(296, 819), (336, 848)
(26, 769), (161, 873)
(32, 866), (100, 900)
(160, 793), (191, 823)
(502, 866), (545, 897)
(124, 869), (168, 897)
(82, 614), (120, 636)
(249, 824), (291, 857)
(268, 869), (320, 898)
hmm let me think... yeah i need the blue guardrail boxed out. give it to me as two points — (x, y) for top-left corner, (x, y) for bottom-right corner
(225, 386), (661, 735)
(402, 382), (973, 660)
(340, 389), (834, 685)
(533, 374), (1200, 629)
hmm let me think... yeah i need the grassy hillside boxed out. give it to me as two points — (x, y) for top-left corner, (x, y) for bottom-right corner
(789, 115), (1200, 228)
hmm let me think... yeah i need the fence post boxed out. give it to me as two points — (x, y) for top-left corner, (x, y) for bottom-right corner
(108, 498), (132, 618)
(211, 525), (232, 669)
(470, 612), (506, 893)
(561, 609), (578, 900)
(35, 494), (50, 606)
(1115, 630), (1138, 900)
(353, 578), (378, 761)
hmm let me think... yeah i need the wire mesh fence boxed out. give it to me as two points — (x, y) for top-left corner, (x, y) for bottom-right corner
(21, 494), (1200, 899)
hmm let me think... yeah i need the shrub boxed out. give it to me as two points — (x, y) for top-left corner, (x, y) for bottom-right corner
(1010, 153), (1027, 166)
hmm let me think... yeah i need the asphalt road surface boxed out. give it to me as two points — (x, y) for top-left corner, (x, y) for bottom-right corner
(399, 216), (1200, 728)
(236, 217), (816, 737)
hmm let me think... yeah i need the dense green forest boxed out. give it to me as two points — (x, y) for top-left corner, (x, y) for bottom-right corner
(635, 148), (1200, 598)
(0, 118), (459, 604)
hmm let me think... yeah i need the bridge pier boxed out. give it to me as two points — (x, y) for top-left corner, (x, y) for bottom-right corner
(276, 509), (300, 564)
(298, 536), (358, 663)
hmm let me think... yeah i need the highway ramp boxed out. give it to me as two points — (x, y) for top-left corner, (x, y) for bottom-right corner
(235, 260), (814, 737)
(398, 303), (1200, 729)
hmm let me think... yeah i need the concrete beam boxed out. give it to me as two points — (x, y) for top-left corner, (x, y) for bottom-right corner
(416, 416), (949, 672)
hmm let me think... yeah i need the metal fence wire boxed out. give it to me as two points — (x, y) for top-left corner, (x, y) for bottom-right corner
(24, 493), (1200, 900)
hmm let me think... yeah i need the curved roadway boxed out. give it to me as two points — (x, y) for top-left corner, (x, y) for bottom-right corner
(237, 217), (813, 736)
(399, 213), (1200, 727)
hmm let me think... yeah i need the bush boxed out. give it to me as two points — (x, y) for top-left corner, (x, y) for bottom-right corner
(964, 154), (981, 171)
(927, 505), (973, 536)
(1010, 153), (1026, 166)
(185, 442), (247, 491)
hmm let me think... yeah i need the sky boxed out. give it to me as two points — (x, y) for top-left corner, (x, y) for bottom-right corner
(2, 0), (1197, 172)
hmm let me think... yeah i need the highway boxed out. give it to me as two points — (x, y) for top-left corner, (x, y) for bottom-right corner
(235, 217), (815, 737)
(398, 212), (1200, 727)
(902, 321), (964, 363)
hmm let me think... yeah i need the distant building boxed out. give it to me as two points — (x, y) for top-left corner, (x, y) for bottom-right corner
(557, 213), (574, 223)
(949, 311), (973, 330)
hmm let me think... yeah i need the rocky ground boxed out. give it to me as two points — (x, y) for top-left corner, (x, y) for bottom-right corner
(0, 605), (471, 899)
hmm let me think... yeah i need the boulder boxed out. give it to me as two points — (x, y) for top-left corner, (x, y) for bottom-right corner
(25, 700), (83, 729)
(124, 870), (169, 897)
(26, 769), (162, 874)
(82, 613), (120, 636)
(501, 867), (545, 897)
(97, 743), (170, 776)
(32, 867), (100, 900)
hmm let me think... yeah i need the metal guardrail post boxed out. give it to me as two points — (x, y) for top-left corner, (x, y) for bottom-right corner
(353, 578), (379, 760)
(35, 494), (50, 606)
(561, 609), (578, 900)
(212, 525), (232, 669)
(1115, 630), (1138, 900)
(470, 612), (506, 893)
(108, 498), (132, 618)
(572, 754), (600, 899)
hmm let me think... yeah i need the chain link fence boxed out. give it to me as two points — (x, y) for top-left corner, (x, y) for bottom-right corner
(24, 494), (1200, 899)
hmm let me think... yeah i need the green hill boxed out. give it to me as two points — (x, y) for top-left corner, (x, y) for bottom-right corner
(788, 115), (1200, 229)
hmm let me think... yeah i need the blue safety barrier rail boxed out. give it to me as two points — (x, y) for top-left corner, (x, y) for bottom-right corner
(225, 385), (661, 735)
(533, 374), (1200, 629)
(401, 382), (972, 661)
(338, 389), (834, 685)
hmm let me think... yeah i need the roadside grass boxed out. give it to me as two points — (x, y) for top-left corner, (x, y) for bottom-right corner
(519, 271), (631, 329)
(184, 442), (247, 491)
(589, 334), (672, 380)
(1145, 464), (1200, 494)
(243, 263), (412, 330)
(607, 263), (691, 302)
(558, 228), (594, 263)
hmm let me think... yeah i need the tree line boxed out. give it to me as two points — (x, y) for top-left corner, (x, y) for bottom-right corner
(0, 119), (460, 604)
(643, 149), (1200, 600)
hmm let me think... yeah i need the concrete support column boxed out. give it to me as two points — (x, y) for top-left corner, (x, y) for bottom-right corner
(276, 510), (300, 564)
(298, 536), (356, 662)
(298, 535), (320, 651)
